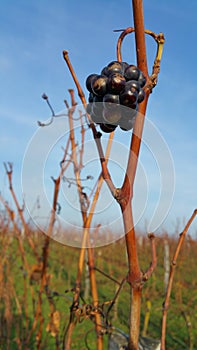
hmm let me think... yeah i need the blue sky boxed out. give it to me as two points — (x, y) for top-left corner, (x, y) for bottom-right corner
(1, 0), (197, 240)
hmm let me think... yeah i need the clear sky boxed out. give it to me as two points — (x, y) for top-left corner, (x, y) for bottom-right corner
(1, 0), (197, 241)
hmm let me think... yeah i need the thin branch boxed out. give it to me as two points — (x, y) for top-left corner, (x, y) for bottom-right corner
(79, 110), (85, 170)
(42, 93), (56, 116)
(142, 233), (157, 282)
(161, 209), (197, 350)
(106, 277), (127, 320)
(0, 194), (30, 275)
(27, 134), (71, 348)
(116, 27), (135, 62)
(38, 93), (84, 127)
(3, 162), (39, 260)
(116, 27), (165, 91)
(63, 51), (86, 105)
(0, 194), (36, 334)
(93, 267), (122, 286)
(62, 50), (116, 198)
(64, 102), (114, 350)
(63, 92), (105, 350)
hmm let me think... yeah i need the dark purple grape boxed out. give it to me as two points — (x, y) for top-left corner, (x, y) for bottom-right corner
(102, 61), (123, 76)
(88, 92), (94, 103)
(138, 71), (146, 87)
(103, 94), (119, 108)
(91, 75), (108, 96)
(121, 61), (129, 73)
(91, 103), (104, 124)
(137, 88), (146, 103)
(103, 107), (121, 124)
(125, 80), (141, 92)
(119, 118), (136, 131)
(93, 95), (103, 106)
(90, 112), (101, 124)
(92, 102), (103, 113)
(86, 103), (92, 114)
(107, 61), (122, 69)
(119, 88), (138, 107)
(124, 65), (140, 81)
(119, 108), (137, 131)
(86, 74), (98, 93)
(100, 123), (117, 133)
(107, 73), (126, 94)
(101, 66), (108, 76)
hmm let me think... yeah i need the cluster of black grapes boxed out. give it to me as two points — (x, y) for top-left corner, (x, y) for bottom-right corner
(85, 61), (146, 133)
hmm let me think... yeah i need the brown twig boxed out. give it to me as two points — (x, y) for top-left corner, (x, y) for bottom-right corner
(116, 27), (135, 62)
(93, 267), (122, 286)
(0, 194), (31, 277)
(79, 110), (85, 171)
(63, 91), (105, 350)
(27, 136), (71, 349)
(63, 92), (115, 350)
(3, 162), (39, 260)
(63, 52), (86, 105)
(116, 27), (165, 91)
(106, 277), (127, 320)
(161, 209), (197, 350)
(62, 51), (116, 198)
(143, 233), (157, 282)
(0, 194), (36, 345)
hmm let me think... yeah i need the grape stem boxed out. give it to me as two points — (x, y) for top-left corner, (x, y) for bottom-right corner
(116, 26), (165, 91)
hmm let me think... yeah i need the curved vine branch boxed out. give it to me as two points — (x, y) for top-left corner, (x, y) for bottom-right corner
(116, 27), (165, 91)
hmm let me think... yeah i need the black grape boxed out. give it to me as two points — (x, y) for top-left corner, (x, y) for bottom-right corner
(119, 108), (137, 131)
(102, 61), (123, 76)
(121, 61), (129, 74)
(91, 103), (104, 124)
(124, 65), (140, 81)
(86, 74), (98, 93)
(125, 80), (141, 92)
(88, 92), (94, 103)
(100, 123), (117, 133)
(91, 75), (108, 96)
(103, 107), (121, 124)
(107, 73), (126, 94)
(138, 71), (146, 87)
(103, 94), (119, 108)
(137, 88), (146, 103)
(120, 89), (138, 108)
(86, 103), (92, 114)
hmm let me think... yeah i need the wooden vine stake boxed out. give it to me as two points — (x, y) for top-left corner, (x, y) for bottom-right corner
(63, 1), (165, 349)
